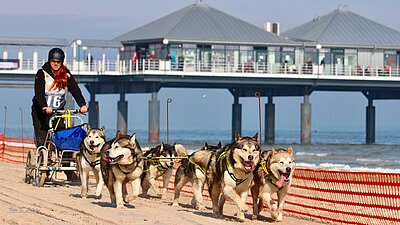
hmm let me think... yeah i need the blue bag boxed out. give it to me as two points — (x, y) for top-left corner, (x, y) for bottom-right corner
(52, 125), (87, 151)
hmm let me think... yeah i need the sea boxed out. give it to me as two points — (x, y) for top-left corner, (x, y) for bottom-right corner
(5, 127), (400, 173)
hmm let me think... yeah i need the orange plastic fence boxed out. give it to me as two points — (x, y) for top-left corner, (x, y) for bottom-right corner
(1, 134), (399, 225)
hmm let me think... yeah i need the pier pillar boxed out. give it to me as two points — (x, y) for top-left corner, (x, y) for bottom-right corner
(88, 85), (99, 128)
(265, 95), (275, 145)
(366, 97), (375, 144)
(232, 93), (242, 141)
(117, 91), (128, 135)
(300, 94), (311, 144)
(148, 91), (160, 144)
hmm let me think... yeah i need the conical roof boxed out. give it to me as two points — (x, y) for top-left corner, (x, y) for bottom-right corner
(281, 6), (400, 48)
(114, 3), (293, 46)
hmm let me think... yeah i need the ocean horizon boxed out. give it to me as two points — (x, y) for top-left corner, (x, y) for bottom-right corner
(3, 126), (400, 173)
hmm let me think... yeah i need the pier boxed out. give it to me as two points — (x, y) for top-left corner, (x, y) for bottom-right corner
(1, 3), (400, 144)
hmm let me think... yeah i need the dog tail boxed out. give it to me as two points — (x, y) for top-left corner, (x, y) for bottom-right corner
(175, 144), (188, 157)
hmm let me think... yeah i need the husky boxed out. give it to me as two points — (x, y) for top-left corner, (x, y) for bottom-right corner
(100, 131), (144, 208)
(251, 147), (295, 222)
(172, 142), (222, 209)
(208, 132), (260, 222)
(140, 143), (181, 199)
(75, 125), (106, 199)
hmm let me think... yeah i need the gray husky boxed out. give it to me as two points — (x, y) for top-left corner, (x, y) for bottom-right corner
(76, 125), (106, 199)
(208, 132), (260, 222)
(100, 131), (144, 208)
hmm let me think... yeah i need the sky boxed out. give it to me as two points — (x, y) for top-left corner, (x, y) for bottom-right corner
(1, 0), (400, 136)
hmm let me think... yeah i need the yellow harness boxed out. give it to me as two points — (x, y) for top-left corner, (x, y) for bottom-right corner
(260, 159), (282, 189)
(218, 151), (247, 186)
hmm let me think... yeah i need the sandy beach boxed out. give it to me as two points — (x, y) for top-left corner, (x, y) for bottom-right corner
(0, 161), (329, 225)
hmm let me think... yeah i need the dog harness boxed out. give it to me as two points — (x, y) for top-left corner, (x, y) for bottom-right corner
(145, 153), (168, 175)
(82, 152), (101, 168)
(219, 151), (247, 186)
(187, 157), (207, 175)
(260, 160), (283, 189)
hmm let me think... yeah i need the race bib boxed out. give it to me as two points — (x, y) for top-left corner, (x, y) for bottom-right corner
(45, 94), (66, 109)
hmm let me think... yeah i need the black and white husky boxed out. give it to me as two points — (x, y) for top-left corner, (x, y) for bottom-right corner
(141, 143), (186, 199)
(76, 125), (106, 199)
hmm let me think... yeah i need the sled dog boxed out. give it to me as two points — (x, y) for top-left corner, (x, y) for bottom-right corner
(76, 125), (106, 199)
(100, 131), (143, 208)
(251, 146), (295, 222)
(172, 142), (221, 209)
(208, 132), (260, 222)
(141, 143), (182, 199)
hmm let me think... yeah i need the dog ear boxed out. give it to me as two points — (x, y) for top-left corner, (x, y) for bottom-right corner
(116, 130), (122, 138)
(235, 131), (242, 141)
(130, 133), (136, 146)
(159, 142), (164, 152)
(217, 142), (222, 149)
(287, 146), (293, 155)
(204, 142), (209, 150)
(252, 132), (259, 141)
(271, 147), (278, 155)
(100, 126), (105, 132)
(86, 124), (91, 132)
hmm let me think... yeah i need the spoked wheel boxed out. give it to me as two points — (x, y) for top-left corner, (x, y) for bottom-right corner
(33, 147), (48, 187)
(24, 150), (35, 184)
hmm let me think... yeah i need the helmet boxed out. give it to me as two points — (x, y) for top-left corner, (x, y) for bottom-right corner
(48, 48), (65, 62)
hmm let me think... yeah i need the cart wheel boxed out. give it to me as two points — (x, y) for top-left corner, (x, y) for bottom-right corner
(24, 150), (34, 184)
(34, 148), (48, 187)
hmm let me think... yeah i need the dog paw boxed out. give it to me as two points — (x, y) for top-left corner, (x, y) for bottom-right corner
(195, 204), (206, 211)
(251, 214), (259, 220)
(271, 211), (279, 221)
(160, 195), (167, 200)
(116, 204), (125, 209)
(237, 212), (245, 222)
(275, 213), (283, 222)
(80, 194), (87, 199)
(171, 202), (179, 207)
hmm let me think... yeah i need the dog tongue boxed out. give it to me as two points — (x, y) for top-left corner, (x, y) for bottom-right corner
(245, 161), (255, 171)
(277, 175), (286, 187)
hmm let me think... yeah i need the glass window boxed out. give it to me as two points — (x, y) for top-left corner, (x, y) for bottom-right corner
(212, 45), (225, 69)
(304, 48), (317, 65)
(182, 44), (197, 71)
(226, 45), (239, 72)
(282, 47), (295, 64)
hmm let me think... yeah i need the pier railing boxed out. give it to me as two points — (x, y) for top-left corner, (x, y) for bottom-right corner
(3, 58), (400, 79)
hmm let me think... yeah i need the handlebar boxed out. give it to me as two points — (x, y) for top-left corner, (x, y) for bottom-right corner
(52, 109), (85, 115)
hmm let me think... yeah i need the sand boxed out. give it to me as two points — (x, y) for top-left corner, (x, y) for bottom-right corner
(0, 161), (327, 225)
